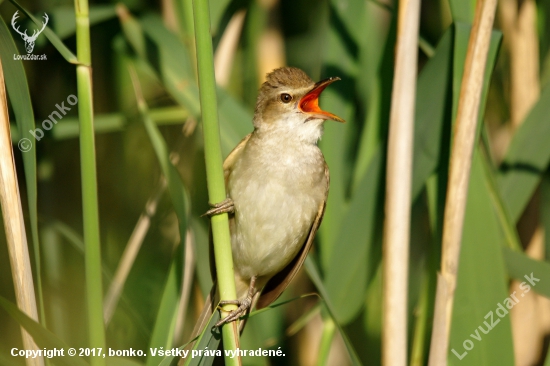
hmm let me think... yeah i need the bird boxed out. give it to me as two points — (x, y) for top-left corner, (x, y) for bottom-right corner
(195, 66), (344, 335)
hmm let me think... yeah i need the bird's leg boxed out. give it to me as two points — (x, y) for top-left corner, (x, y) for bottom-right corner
(215, 276), (257, 327)
(202, 198), (235, 217)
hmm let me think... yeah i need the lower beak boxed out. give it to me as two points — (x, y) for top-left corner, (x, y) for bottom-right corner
(299, 77), (345, 123)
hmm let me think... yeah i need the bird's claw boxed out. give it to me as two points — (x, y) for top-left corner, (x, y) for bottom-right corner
(215, 296), (252, 327)
(215, 276), (257, 327)
(202, 198), (235, 217)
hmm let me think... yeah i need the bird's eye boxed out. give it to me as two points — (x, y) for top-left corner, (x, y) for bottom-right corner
(280, 93), (293, 103)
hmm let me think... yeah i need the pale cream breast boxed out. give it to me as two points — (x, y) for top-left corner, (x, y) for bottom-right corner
(227, 133), (327, 280)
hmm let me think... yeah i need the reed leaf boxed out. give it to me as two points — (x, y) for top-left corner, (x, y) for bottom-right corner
(0, 296), (88, 366)
(0, 52), (42, 366)
(502, 247), (550, 298)
(499, 85), (550, 222)
(447, 152), (514, 365)
(117, 8), (251, 156)
(0, 14), (45, 330)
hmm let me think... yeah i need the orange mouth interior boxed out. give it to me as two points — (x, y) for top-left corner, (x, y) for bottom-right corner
(299, 78), (344, 122)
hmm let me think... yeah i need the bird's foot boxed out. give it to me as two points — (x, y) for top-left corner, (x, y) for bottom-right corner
(202, 198), (235, 217)
(215, 296), (253, 327)
(215, 276), (257, 327)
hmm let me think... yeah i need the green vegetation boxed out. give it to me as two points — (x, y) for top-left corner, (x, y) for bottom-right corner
(1, 0), (550, 365)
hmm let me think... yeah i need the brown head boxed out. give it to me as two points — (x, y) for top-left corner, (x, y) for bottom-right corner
(253, 67), (344, 138)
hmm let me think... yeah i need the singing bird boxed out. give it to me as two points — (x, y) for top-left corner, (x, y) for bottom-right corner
(200, 67), (344, 330)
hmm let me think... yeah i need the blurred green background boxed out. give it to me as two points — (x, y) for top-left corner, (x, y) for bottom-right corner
(1, 0), (550, 365)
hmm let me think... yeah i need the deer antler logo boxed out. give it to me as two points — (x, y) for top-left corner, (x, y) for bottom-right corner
(11, 11), (49, 54)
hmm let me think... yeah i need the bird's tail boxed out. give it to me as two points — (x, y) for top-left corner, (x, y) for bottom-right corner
(180, 280), (261, 365)
(178, 283), (218, 365)
(190, 282), (219, 342)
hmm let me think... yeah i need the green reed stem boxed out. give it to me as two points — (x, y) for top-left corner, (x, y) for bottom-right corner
(74, 0), (106, 364)
(192, 0), (240, 363)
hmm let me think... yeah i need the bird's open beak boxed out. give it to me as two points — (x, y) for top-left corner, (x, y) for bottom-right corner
(299, 77), (345, 123)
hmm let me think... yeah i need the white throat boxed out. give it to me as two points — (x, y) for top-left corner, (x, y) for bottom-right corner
(258, 113), (325, 145)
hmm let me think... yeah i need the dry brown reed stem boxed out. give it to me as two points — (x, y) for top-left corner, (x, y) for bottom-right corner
(257, 0), (285, 82)
(499, 1), (546, 363)
(161, 0), (178, 32)
(103, 177), (167, 324)
(509, 228), (550, 366)
(382, 0), (421, 364)
(499, 0), (539, 129)
(0, 60), (43, 366)
(214, 10), (246, 87)
(428, 0), (497, 364)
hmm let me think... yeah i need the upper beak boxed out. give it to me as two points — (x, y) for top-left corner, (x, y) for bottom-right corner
(299, 77), (345, 123)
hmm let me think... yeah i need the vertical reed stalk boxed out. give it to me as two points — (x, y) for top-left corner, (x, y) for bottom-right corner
(382, 0), (421, 365)
(499, 1), (542, 362)
(499, 0), (540, 130)
(74, 0), (106, 363)
(214, 10), (246, 87)
(103, 177), (167, 324)
(316, 316), (336, 366)
(0, 59), (43, 366)
(428, 1), (497, 364)
(191, 0), (240, 364)
(176, 0), (196, 74)
(173, 230), (196, 344)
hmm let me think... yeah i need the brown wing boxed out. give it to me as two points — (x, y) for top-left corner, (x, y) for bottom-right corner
(209, 133), (253, 281)
(223, 133), (252, 184)
(255, 162), (330, 309)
